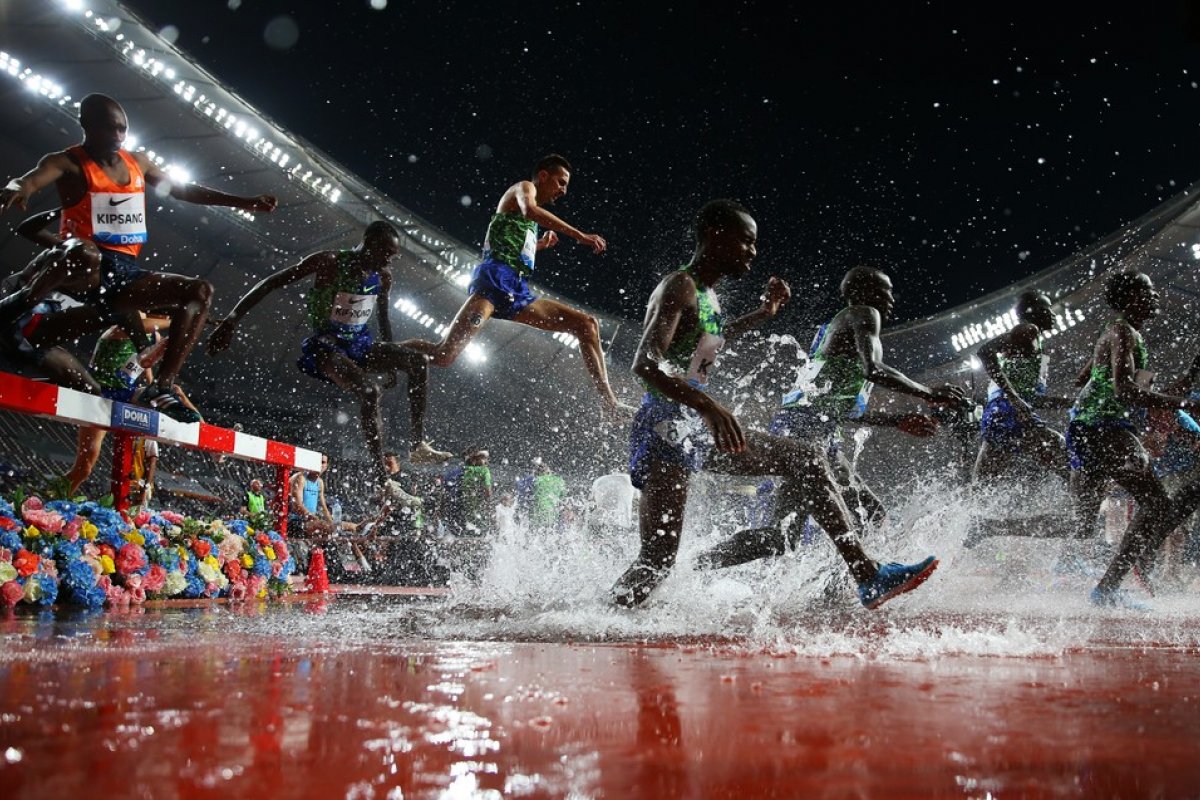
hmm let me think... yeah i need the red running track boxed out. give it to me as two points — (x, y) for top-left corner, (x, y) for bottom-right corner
(1, 603), (1198, 798)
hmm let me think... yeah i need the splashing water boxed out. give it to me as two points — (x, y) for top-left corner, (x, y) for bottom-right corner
(413, 462), (1200, 657)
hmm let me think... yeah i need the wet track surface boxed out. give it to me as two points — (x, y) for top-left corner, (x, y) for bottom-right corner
(2, 596), (1199, 799)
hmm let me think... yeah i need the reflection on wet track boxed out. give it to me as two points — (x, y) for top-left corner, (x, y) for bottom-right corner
(2, 598), (1199, 798)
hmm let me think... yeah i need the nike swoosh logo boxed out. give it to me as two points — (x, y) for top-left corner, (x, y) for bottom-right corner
(108, 196), (134, 206)
(349, 297), (368, 304)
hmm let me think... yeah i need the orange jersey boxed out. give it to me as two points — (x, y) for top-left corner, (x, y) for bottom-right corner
(60, 145), (148, 257)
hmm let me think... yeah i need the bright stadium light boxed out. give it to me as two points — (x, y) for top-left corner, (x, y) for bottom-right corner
(950, 302), (1085, 352)
(165, 165), (192, 185)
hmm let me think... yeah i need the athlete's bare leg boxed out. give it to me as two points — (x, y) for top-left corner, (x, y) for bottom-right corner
(66, 427), (107, 495)
(405, 294), (496, 367)
(112, 273), (212, 387)
(361, 341), (433, 447)
(18, 306), (105, 393)
(616, 431), (879, 606)
(513, 297), (619, 412)
(314, 347), (394, 487)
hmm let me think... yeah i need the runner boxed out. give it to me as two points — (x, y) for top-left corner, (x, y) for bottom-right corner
(973, 291), (1072, 484)
(63, 312), (175, 496)
(1064, 270), (1200, 607)
(407, 154), (626, 415)
(208, 221), (452, 503)
(0, 93), (277, 422)
(610, 200), (938, 609)
(963, 290), (1075, 547)
(697, 265), (965, 569)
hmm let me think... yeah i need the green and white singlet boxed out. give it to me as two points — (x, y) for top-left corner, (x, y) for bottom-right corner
(1072, 320), (1149, 425)
(642, 266), (726, 397)
(482, 212), (539, 275)
(304, 250), (383, 341)
(780, 310), (873, 420)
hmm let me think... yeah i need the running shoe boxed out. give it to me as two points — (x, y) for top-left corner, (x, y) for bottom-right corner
(409, 440), (453, 464)
(1088, 586), (1151, 612)
(137, 384), (202, 424)
(857, 556), (939, 610)
(379, 479), (423, 510)
(610, 562), (666, 608)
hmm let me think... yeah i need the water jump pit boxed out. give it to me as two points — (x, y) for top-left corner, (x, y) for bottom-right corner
(2, 575), (1199, 799)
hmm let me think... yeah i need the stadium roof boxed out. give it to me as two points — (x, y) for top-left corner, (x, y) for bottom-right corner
(3, 0), (1199, 476)
(0, 0), (638, 472)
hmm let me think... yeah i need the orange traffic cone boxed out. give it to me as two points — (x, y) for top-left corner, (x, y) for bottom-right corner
(306, 547), (331, 594)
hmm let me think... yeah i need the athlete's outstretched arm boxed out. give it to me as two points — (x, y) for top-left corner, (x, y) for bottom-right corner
(514, 181), (606, 254)
(723, 276), (790, 340)
(207, 251), (335, 354)
(137, 155), (277, 213)
(0, 152), (71, 213)
(850, 305), (965, 406)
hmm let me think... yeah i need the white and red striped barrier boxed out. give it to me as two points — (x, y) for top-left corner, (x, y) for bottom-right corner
(0, 370), (321, 470)
(0, 370), (322, 531)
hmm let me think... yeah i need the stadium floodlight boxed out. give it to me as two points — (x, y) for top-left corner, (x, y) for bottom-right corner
(165, 165), (191, 185)
(465, 342), (486, 363)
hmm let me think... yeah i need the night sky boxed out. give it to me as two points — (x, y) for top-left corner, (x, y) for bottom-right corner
(124, 0), (1200, 325)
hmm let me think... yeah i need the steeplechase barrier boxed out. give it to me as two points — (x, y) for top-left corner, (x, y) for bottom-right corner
(0, 370), (322, 534)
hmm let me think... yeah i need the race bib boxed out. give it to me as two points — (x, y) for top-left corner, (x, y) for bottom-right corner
(782, 358), (826, 406)
(329, 292), (377, 327)
(686, 332), (725, 386)
(90, 192), (148, 246)
(118, 353), (145, 385)
(520, 227), (538, 270)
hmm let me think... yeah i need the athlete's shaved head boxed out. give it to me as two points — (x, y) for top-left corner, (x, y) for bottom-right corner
(694, 199), (752, 241)
(1016, 290), (1048, 311)
(840, 266), (895, 319)
(363, 220), (400, 243)
(840, 266), (888, 302)
(1014, 289), (1054, 331)
(78, 94), (123, 127)
(1105, 270), (1147, 310)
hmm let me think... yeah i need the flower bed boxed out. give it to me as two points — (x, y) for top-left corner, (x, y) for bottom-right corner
(0, 494), (294, 609)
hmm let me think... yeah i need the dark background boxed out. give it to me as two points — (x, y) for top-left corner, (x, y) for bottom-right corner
(123, 0), (1200, 324)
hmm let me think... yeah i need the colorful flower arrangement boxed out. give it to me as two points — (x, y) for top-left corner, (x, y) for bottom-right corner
(0, 494), (295, 609)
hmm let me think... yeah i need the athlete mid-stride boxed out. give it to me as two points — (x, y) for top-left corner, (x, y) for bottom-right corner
(208, 221), (452, 504)
(611, 200), (939, 610)
(0, 93), (277, 422)
(407, 154), (628, 416)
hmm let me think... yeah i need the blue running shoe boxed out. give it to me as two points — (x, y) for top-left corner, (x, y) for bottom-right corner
(1088, 586), (1151, 612)
(858, 556), (939, 610)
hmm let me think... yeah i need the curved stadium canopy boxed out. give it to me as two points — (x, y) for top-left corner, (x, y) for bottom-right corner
(0, 0), (638, 475)
(3, 0), (1200, 485)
